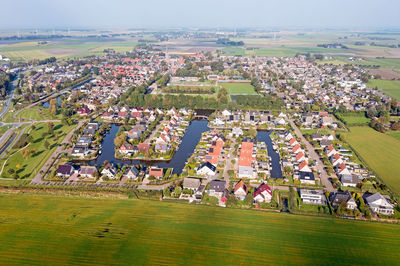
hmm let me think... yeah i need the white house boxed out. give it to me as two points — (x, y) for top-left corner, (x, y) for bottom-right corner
(366, 193), (394, 215)
(196, 162), (216, 176)
(253, 183), (272, 203)
(300, 189), (326, 205)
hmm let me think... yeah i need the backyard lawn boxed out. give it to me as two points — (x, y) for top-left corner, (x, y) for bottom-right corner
(220, 82), (257, 95)
(0, 193), (400, 265)
(343, 126), (400, 196)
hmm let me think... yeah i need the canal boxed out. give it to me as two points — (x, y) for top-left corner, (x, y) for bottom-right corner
(256, 131), (283, 179)
(90, 119), (209, 174)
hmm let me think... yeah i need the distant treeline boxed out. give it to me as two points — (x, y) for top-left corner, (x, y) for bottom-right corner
(164, 86), (216, 94)
(217, 38), (244, 46)
(122, 93), (282, 110)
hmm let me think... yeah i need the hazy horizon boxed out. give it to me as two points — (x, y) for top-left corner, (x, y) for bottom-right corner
(1, 0), (400, 30)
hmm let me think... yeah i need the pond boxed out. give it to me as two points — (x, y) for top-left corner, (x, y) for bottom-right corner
(42, 96), (61, 108)
(256, 131), (283, 179)
(89, 119), (210, 174)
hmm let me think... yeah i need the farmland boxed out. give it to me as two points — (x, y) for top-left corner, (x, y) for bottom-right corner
(367, 79), (400, 100)
(343, 126), (400, 196)
(220, 82), (257, 95)
(0, 40), (138, 62)
(0, 193), (400, 265)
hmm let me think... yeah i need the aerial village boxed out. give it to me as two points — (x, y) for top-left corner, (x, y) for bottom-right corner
(2, 44), (398, 220)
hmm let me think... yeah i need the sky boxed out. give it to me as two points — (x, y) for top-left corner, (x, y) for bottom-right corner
(1, 0), (400, 29)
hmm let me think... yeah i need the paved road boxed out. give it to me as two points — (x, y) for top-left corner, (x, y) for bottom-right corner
(31, 120), (87, 184)
(289, 119), (336, 192)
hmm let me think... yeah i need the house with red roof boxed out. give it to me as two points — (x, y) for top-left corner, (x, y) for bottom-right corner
(78, 107), (91, 116)
(119, 144), (136, 155)
(299, 161), (311, 172)
(204, 139), (223, 165)
(325, 145), (336, 158)
(148, 167), (164, 179)
(296, 151), (306, 162)
(234, 180), (248, 200)
(331, 153), (343, 167)
(253, 183), (272, 203)
(289, 137), (298, 146)
(292, 144), (302, 154)
(138, 143), (149, 152)
(336, 163), (351, 176)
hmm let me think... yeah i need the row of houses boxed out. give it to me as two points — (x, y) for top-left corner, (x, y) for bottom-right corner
(71, 122), (100, 158)
(57, 162), (144, 181)
(325, 145), (361, 187)
(211, 110), (286, 127)
(276, 132), (316, 184)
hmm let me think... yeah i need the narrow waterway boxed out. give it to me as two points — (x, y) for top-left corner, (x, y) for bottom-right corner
(256, 131), (283, 179)
(89, 119), (209, 174)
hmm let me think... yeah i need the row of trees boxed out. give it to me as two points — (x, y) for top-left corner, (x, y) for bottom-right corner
(0, 71), (13, 99)
(164, 86), (216, 94)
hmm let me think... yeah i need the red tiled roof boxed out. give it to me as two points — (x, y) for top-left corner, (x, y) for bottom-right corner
(149, 168), (163, 178)
(238, 142), (253, 167)
(299, 161), (308, 170)
(234, 180), (247, 193)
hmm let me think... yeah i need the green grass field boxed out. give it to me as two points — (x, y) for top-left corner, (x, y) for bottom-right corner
(220, 82), (257, 95)
(0, 122), (75, 179)
(367, 79), (400, 100)
(0, 193), (400, 265)
(336, 112), (370, 126)
(343, 126), (400, 196)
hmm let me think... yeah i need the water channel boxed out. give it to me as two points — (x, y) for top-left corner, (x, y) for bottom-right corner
(256, 131), (283, 179)
(89, 119), (210, 174)
(83, 114), (282, 178)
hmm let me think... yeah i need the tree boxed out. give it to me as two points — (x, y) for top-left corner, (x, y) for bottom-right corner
(49, 98), (58, 115)
(44, 140), (50, 149)
(114, 133), (126, 147)
(163, 187), (171, 197)
(21, 149), (31, 159)
(249, 128), (257, 138)
(47, 122), (54, 134)
(26, 135), (33, 143)
(174, 186), (182, 197)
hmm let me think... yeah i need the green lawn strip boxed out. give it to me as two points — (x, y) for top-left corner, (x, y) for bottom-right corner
(0, 193), (400, 265)
(343, 126), (400, 196)
(0, 122), (75, 179)
(220, 82), (257, 95)
(0, 126), (11, 139)
(387, 131), (400, 141)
